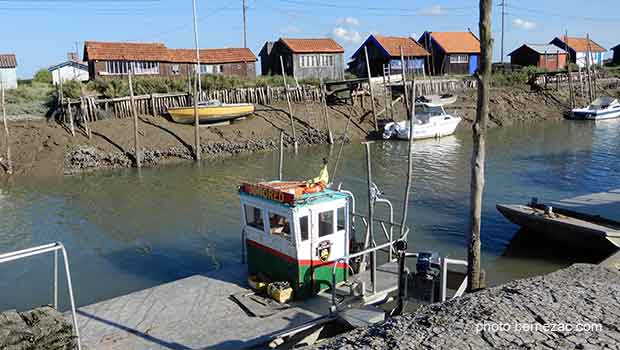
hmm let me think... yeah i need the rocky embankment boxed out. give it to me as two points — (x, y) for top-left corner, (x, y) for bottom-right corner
(1, 82), (618, 176)
(0, 306), (76, 349)
(316, 264), (620, 350)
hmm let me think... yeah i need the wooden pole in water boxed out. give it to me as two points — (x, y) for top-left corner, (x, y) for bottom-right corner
(468, 0), (493, 292)
(278, 130), (284, 180)
(564, 30), (574, 109)
(193, 65), (201, 161)
(363, 141), (376, 293)
(364, 46), (378, 131)
(400, 47), (410, 119)
(399, 77), (415, 239)
(587, 34), (597, 100)
(280, 56), (298, 152)
(128, 70), (141, 168)
(331, 112), (352, 183)
(0, 79), (12, 174)
(320, 78), (334, 145)
(79, 84), (91, 139)
(585, 33), (593, 103)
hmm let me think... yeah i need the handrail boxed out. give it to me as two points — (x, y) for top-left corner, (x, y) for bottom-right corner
(331, 240), (396, 308)
(0, 243), (81, 350)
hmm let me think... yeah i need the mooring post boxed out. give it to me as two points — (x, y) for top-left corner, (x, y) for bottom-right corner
(128, 70), (141, 168)
(0, 79), (12, 174)
(364, 46), (378, 131)
(67, 99), (75, 137)
(320, 78), (334, 145)
(79, 85), (91, 139)
(565, 30), (574, 109)
(280, 56), (298, 152)
(193, 66), (201, 161)
(400, 47), (410, 119)
(363, 141), (376, 294)
(278, 130), (284, 180)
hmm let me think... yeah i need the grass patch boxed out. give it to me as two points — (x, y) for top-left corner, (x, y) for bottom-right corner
(4, 81), (54, 116)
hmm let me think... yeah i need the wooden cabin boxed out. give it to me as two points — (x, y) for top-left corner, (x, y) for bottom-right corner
(0, 54), (18, 90)
(258, 38), (345, 81)
(83, 41), (256, 80)
(418, 31), (481, 75)
(612, 45), (620, 65)
(508, 44), (568, 70)
(549, 36), (606, 68)
(349, 35), (429, 78)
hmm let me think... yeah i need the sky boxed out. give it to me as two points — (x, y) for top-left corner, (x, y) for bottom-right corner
(1, 0), (619, 78)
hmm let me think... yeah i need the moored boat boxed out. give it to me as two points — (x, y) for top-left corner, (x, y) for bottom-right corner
(569, 96), (620, 120)
(497, 200), (620, 256)
(167, 100), (255, 124)
(382, 95), (461, 140)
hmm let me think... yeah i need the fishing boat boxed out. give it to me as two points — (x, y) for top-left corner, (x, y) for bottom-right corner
(382, 95), (461, 140)
(569, 96), (620, 120)
(497, 199), (620, 256)
(167, 100), (255, 124)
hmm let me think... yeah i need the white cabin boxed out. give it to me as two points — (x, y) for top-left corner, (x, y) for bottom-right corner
(0, 54), (18, 90)
(49, 61), (89, 86)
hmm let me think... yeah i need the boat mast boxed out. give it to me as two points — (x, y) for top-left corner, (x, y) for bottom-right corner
(192, 0), (202, 97)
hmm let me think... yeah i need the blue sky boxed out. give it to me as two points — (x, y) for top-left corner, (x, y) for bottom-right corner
(1, 0), (619, 78)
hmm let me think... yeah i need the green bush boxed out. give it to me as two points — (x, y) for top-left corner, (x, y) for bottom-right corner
(61, 80), (83, 99)
(491, 66), (543, 86)
(4, 81), (54, 116)
(33, 69), (52, 84)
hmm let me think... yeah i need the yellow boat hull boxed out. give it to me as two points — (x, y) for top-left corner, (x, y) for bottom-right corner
(167, 103), (255, 124)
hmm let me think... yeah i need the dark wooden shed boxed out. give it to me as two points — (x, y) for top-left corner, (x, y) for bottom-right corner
(508, 44), (568, 70)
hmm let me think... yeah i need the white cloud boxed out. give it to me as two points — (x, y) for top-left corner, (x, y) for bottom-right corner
(332, 26), (363, 44)
(512, 18), (537, 30)
(420, 5), (442, 16)
(337, 16), (360, 26)
(282, 25), (301, 34)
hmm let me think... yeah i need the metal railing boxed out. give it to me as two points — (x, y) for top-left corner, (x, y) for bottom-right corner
(0, 243), (81, 350)
(399, 253), (468, 303)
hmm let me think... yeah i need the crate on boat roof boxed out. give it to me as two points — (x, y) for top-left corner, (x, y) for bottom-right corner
(239, 181), (346, 207)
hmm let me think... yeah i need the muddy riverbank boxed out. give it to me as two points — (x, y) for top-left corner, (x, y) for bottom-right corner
(315, 264), (620, 349)
(1, 83), (618, 177)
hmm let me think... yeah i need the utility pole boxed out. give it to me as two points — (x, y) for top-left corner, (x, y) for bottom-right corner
(242, 0), (248, 48)
(500, 0), (506, 63)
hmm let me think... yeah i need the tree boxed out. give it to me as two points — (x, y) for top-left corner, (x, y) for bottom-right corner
(468, 0), (493, 291)
(33, 69), (52, 84)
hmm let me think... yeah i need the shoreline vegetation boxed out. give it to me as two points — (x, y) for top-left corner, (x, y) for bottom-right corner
(0, 72), (619, 177)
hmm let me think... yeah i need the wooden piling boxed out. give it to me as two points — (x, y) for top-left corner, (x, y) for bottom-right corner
(280, 56), (298, 152)
(278, 130), (284, 180)
(565, 30), (575, 109)
(0, 80), (12, 174)
(364, 46), (378, 131)
(320, 78), (334, 145)
(79, 85), (91, 139)
(128, 71), (141, 168)
(193, 68), (201, 161)
(400, 47), (410, 119)
(67, 101), (76, 137)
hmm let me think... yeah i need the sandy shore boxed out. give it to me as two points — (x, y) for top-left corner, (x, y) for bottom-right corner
(0, 84), (616, 177)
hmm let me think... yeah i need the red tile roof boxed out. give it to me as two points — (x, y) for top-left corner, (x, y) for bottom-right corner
(0, 54), (17, 68)
(280, 38), (345, 53)
(559, 36), (606, 53)
(84, 41), (169, 61)
(373, 35), (429, 57)
(168, 48), (256, 64)
(429, 32), (481, 54)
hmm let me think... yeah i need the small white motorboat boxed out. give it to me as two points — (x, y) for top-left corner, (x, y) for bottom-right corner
(570, 96), (620, 120)
(383, 96), (461, 140)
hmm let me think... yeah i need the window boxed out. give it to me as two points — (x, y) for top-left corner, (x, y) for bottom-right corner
(337, 207), (345, 231)
(104, 61), (159, 75)
(244, 205), (264, 230)
(300, 216), (309, 241)
(200, 64), (213, 74)
(219, 65), (225, 72)
(171, 64), (180, 75)
(449, 54), (469, 64)
(318, 210), (334, 237)
(269, 212), (291, 241)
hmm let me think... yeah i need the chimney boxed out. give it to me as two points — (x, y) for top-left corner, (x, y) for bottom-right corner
(67, 52), (78, 62)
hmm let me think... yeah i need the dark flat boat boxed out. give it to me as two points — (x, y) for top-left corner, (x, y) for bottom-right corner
(497, 202), (620, 255)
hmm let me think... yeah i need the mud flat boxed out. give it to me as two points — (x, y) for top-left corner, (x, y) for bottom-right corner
(1, 83), (618, 177)
(315, 264), (620, 349)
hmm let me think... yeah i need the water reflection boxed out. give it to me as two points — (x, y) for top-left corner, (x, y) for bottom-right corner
(0, 119), (619, 311)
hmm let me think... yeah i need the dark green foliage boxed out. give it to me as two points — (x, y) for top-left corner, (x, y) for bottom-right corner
(61, 80), (83, 99)
(33, 69), (53, 84)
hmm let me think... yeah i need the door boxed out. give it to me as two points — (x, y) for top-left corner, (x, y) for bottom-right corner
(309, 206), (347, 292)
(469, 54), (479, 75)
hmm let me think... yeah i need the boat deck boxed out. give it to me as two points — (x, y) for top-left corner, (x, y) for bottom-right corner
(70, 261), (400, 349)
(551, 189), (620, 223)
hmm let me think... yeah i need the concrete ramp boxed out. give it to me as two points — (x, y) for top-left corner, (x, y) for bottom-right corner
(552, 189), (620, 222)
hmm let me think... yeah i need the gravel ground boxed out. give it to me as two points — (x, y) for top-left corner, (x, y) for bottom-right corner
(315, 264), (620, 350)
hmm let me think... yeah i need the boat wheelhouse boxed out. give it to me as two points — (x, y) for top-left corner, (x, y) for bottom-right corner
(570, 96), (620, 120)
(240, 182), (352, 299)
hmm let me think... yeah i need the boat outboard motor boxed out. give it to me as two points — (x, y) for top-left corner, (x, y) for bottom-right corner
(408, 252), (441, 304)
